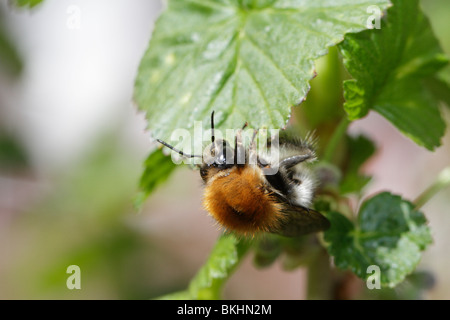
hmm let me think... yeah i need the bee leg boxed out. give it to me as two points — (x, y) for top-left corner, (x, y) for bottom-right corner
(234, 122), (251, 165)
(248, 129), (258, 166)
(234, 128), (246, 166)
(279, 154), (313, 170)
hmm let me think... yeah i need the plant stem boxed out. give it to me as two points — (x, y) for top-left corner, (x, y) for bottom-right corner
(414, 167), (450, 209)
(322, 117), (350, 163)
(306, 247), (333, 300)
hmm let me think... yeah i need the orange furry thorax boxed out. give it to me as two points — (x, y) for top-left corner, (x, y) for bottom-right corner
(203, 166), (284, 235)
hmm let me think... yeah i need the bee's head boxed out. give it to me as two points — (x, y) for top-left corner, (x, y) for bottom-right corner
(156, 111), (248, 182)
(203, 139), (234, 168)
(200, 111), (247, 182)
(199, 138), (236, 182)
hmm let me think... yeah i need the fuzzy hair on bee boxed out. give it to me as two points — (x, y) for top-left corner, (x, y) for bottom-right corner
(156, 112), (330, 237)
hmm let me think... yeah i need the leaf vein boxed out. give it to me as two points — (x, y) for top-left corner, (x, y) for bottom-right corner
(244, 34), (299, 94)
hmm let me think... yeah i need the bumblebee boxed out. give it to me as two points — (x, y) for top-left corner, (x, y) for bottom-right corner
(157, 112), (330, 237)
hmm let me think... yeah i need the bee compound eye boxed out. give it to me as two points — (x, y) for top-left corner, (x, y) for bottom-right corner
(203, 141), (235, 168)
(217, 146), (235, 166)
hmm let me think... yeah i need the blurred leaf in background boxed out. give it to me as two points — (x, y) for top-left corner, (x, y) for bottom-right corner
(0, 4), (24, 78)
(11, 0), (44, 9)
(0, 7), (25, 170)
(0, 132), (29, 171)
(0, 23), (22, 77)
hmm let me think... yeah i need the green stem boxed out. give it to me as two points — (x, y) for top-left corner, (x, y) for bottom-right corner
(306, 247), (333, 300)
(414, 167), (450, 209)
(322, 117), (350, 163)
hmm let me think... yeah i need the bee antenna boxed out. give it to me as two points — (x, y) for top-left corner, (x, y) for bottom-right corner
(156, 139), (202, 158)
(210, 111), (215, 144)
(210, 111), (217, 155)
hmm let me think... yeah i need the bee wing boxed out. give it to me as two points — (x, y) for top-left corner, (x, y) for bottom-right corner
(270, 204), (330, 237)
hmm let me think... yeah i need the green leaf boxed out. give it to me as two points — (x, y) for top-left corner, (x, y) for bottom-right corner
(324, 192), (432, 288)
(340, 134), (376, 194)
(424, 76), (450, 108)
(134, 0), (390, 150)
(0, 24), (23, 76)
(340, 0), (448, 150)
(134, 149), (178, 209)
(158, 233), (250, 300)
(12, 0), (44, 8)
(0, 132), (29, 169)
(360, 270), (435, 300)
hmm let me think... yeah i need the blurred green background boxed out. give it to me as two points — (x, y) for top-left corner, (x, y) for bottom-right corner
(0, 0), (449, 299)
